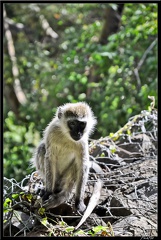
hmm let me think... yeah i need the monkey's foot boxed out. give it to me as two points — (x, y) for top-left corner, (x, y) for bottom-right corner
(41, 190), (53, 201)
(75, 200), (86, 213)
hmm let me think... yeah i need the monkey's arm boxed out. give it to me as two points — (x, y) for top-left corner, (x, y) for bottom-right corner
(35, 142), (55, 200)
(34, 142), (46, 176)
(41, 146), (56, 199)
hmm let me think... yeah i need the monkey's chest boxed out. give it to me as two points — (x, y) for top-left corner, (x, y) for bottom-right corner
(51, 146), (80, 178)
(57, 153), (75, 172)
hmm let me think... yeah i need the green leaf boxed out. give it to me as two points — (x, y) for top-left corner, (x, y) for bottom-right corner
(92, 225), (106, 233)
(65, 226), (74, 232)
(3, 198), (12, 208)
(109, 145), (116, 154)
(41, 217), (48, 227)
(100, 152), (105, 157)
(38, 207), (46, 215)
(109, 133), (114, 137)
(12, 193), (19, 199)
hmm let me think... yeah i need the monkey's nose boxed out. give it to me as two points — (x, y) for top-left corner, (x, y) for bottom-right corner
(72, 133), (82, 141)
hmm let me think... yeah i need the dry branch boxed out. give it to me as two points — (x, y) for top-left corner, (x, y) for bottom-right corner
(29, 4), (59, 39)
(4, 6), (27, 105)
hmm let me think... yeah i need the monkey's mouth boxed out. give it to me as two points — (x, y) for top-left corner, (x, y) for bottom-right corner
(70, 133), (82, 141)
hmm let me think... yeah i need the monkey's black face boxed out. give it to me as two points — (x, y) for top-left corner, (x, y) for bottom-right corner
(67, 120), (87, 141)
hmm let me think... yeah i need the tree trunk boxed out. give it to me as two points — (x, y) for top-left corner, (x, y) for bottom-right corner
(4, 83), (20, 119)
(99, 4), (124, 45)
(86, 4), (124, 98)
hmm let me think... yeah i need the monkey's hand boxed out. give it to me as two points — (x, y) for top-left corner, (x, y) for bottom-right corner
(75, 199), (86, 213)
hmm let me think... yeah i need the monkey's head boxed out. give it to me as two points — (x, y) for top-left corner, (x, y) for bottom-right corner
(56, 102), (97, 141)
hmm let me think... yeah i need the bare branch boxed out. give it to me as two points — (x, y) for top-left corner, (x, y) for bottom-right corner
(39, 14), (59, 39)
(5, 17), (24, 30)
(137, 38), (157, 71)
(29, 4), (58, 39)
(134, 38), (157, 89)
(4, 6), (27, 105)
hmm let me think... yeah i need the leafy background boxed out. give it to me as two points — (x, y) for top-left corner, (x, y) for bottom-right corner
(3, 3), (157, 181)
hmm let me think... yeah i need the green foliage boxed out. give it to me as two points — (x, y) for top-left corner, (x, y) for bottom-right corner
(39, 218), (114, 236)
(4, 111), (40, 181)
(4, 3), (157, 181)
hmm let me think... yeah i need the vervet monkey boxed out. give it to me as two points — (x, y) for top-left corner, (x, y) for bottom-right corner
(32, 102), (97, 212)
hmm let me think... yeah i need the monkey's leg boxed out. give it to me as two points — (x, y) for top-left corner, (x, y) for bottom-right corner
(75, 161), (89, 213)
(42, 160), (75, 209)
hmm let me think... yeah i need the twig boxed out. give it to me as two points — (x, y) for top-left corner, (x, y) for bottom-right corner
(134, 38), (157, 89)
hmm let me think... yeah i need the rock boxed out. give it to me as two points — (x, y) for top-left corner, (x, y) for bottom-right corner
(112, 215), (157, 236)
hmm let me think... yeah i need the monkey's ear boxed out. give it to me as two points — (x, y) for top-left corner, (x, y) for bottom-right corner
(57, 107), (62, 119)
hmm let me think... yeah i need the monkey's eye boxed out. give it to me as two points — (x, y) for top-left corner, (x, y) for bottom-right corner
(80, 121), (86, 130)
(68, 121), (76, 130)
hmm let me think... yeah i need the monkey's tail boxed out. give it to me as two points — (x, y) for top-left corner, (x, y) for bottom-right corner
(75, 178), (103, 230)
